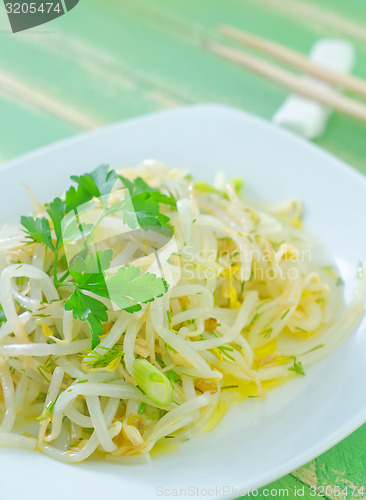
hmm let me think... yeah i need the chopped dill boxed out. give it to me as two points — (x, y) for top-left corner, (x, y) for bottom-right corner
(217, 345), (235, 361)
(250, 312), (263, 326)
(81, 345), (124, 369)
(303, 344), (324, 355)
(281, 309), (290, 320)
(164, 341), (176, 352)
(288, 357), (305, 376)
(37, 365), (51, 383)
(15, 301), (32, 313)
(218, 345), (233, 352)
(255, 299), (271, 310)
(295, 326), (308, 333)
(260, 328), (273, 339)
(44, 356), (59, 370)
(221, 385), (239, 390)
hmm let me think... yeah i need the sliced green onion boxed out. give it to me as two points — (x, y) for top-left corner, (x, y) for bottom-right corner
(232, 178), (244, 193)
(133, 359), (173, 407)
(194, 181), (222, 195)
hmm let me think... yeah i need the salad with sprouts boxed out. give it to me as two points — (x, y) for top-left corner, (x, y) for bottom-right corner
(0, 160), (364, 464)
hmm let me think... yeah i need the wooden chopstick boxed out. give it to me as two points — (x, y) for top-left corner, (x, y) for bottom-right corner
(220, 25), (366, 99)
(206, 41), (366, 123)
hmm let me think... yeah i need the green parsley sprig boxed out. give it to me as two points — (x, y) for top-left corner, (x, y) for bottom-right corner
(64, 250), (168, 347)
(20, 165), (175, 348)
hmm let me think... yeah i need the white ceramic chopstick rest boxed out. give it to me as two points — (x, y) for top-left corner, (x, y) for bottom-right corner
(272, 39), (355, 139)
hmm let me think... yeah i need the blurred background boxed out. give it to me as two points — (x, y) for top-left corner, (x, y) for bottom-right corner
(0, 0), (365, 497)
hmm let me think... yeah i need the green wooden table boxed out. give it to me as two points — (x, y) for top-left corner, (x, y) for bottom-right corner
(0, 0), (365, 498)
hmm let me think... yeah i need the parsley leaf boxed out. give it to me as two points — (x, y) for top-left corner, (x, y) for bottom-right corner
(121, 192), (172, 232)
(61, 216), (94, 246)
(46, 197), (66, 248)
(66, 164), (117, 213)
(81, 345), (124, 369)
(69, 250), (113, 286)
(21, 216), (54, 251)
(118, 175), (176, 233)
(21, 199), (67, 283)
(119, 175), (176, 206)
(65, 288), (108, 349)
(65, 185), (93, 214)
(71, 164), (117, 199)
(103, 266), (168, 313)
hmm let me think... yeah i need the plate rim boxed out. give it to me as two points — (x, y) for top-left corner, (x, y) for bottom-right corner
(1, 103), (366, 192)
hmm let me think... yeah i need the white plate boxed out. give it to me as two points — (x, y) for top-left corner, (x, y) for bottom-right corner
(0, 104), (365, 500)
